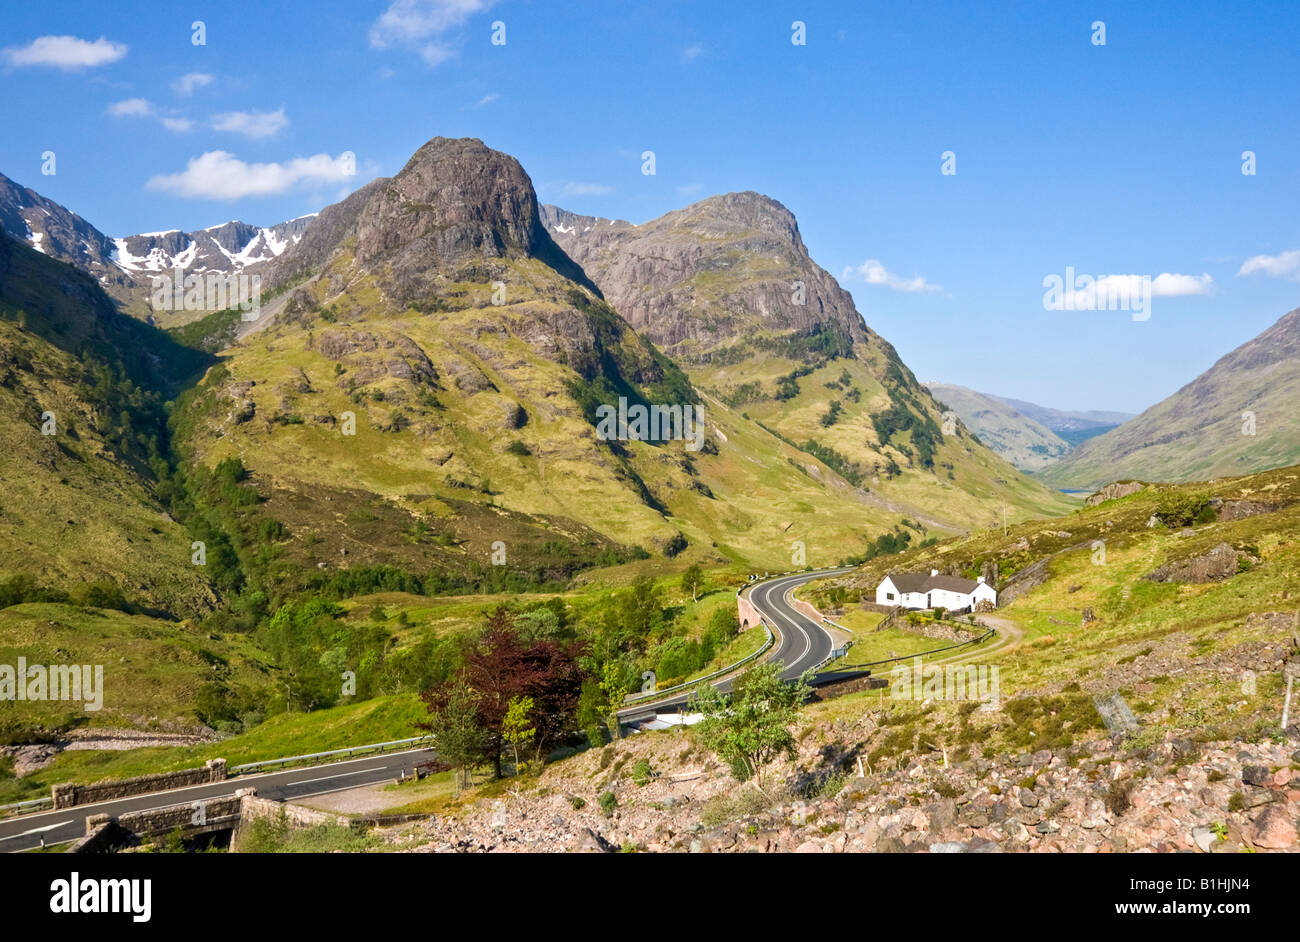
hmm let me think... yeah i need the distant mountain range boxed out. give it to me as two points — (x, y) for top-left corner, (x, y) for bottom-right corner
(926, 384), (1133, 472)
(112, 217), (315, 276)
(1040, 305), (1300, 489)
(0, 137), (1079, 615)
(926, 385), (1069, 471)
(0, 170), (310, 327)
(986, 396), (1134, 447)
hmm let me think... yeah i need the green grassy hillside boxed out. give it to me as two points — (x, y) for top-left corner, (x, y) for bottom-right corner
(805, 465), (1300, 759)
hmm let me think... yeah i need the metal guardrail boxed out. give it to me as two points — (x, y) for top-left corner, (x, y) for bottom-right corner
(0, 796), (54, 818)
(622, 567), (851, 711)
(621, 620), (775, 709)
(230, 735), (434, 775)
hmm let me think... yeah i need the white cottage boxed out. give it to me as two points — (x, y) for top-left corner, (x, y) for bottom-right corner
(876, 569), (997, 612)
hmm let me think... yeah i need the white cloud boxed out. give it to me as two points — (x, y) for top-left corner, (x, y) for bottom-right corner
(677, 183), (704, 197)
(682, 44), (703, 61)
(108, 97), (153, 118)
(108, 98), (194, 132)
(211, 107), (289, 139)
(474, 92), (499, 106)
(2, 35), (126, 70)
(369, 0), (495, 65)
(173, 72), (213, 96)
(1149, 272), (1215, 296)
(841, 259), (943, 294)
(1238, 248), (1300, 281)
(147, 150), (357, 200)
(561, 182), (613, 197)
(1057, 272), (1213, 310)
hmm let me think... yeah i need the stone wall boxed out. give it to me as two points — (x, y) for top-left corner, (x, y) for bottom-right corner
(237, 793), (347, 829)
(787, 592), (824, 623)
(887, 616), (980, 644)
(68, 820), (124, 853)
(230, 792), (350, 850)
(737, 593), (762, 630)
(807, 673), (888, 702)
(53, 758), (227, 809)
(70, 788), (349, 853)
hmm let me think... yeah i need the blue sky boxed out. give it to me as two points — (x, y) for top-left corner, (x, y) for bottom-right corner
(2, 0), (1298, 413)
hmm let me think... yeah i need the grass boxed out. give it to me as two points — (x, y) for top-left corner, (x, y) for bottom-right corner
(234, 815), (382, 853)
(0, 321), (214, 618)
(832, 626), (961, 668)
(683, 621), (769, 680)
(800, 466), (1300, 759)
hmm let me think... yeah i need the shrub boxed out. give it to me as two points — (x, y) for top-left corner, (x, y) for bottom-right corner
(598, 791), (618, 815)
(1105, 780), (1135, 816)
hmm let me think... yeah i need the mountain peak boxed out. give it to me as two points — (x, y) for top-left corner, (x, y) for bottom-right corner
(271, 136), (591, 298)
(355, 136), (545, 267)
(543, 190), (861, 357)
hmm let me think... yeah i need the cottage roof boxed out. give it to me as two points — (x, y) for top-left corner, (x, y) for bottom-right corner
(883, 572), (988, 595)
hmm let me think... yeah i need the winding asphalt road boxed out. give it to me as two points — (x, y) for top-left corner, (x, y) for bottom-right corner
(0, 747), (434, 853)
(618, 567), (856, 720)
(1, 570), (855, 851)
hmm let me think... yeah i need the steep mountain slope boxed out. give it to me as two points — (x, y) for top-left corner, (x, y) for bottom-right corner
(989, 395), (1133, 448)
(0, 170), (136, 300)
(0, 233), (216, 615)
(171, 138), (916, 579)
(542, 197), (1073, 529)
(928, 383), (1069, 471)
(1041, 306), (1300, 489)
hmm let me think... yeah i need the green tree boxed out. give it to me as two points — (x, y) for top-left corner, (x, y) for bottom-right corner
(691, 662), (809, 793)
(424, 680), (489, 794)
(681, 564), (704, 603)
(599, 661), (630, 741)
(502, 695), (536, 774)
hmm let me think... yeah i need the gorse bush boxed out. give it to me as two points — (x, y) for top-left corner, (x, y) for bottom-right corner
(1153, 490), (1216, 527)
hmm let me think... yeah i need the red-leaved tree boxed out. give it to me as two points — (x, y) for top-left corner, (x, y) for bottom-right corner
(422, 608), (586, 777)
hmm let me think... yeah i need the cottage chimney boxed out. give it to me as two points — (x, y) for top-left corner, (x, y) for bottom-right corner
(977, 576), (985, 584)
(930, 569), (939, 577)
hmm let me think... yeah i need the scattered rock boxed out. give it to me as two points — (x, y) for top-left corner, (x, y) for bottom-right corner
(1250, 806), (1297, 850)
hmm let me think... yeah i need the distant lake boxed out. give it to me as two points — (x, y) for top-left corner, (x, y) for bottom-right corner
(1058, 489), (1091, 495)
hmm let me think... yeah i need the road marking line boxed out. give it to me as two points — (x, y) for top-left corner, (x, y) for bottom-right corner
(290, 766), (386, 786)
(0, 820), (72, 841)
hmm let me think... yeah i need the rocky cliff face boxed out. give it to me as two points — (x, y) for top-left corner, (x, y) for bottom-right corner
(264, 138), (635, 381)
(541, 193), (1073, 530)
(274, 138), (592, 304)
(541, 192), (868, 359)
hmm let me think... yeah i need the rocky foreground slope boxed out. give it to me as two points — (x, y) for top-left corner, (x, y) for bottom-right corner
(374, 723), (1298, 854)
